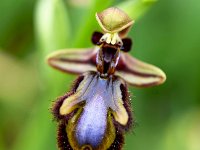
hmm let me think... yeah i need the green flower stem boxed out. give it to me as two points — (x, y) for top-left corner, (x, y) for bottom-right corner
(11, 0), (71, 150)
(35, 0), (71, 54)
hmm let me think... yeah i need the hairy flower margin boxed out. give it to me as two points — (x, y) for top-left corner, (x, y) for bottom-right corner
(47, 7), (166, 150)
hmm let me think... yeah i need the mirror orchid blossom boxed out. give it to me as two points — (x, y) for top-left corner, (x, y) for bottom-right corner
(47, 7), (166, 150)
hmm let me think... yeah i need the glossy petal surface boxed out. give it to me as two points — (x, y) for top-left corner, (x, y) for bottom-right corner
(47, 48), (97, 74)
(75, 93), (107, 147)
(116, 53), (166, 87)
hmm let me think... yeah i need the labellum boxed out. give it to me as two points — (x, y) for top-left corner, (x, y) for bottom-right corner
(47, 7), (166, 150)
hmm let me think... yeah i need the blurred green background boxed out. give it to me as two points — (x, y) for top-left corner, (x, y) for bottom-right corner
(0, 0), (200, 150)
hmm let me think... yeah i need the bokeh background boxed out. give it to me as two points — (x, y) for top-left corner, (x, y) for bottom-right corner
(0, 0), (200, 150)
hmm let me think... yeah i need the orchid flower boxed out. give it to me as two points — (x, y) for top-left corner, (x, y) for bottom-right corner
(47, 7), (166, 150)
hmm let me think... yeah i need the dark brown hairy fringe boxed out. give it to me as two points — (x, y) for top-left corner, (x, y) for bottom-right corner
(113, 82), (134, 133)
(57, 121), (73, 150)
(51, 75), (84, 120)
(108, 129), (124, 150)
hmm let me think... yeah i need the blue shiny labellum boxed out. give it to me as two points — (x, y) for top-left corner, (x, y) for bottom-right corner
(52, 71), (132, 150)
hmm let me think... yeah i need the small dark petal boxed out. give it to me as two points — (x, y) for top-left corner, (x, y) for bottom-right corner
(57, 121), (73, 150)
(108, 129), (124, 150)
(121, 38), (132, 52)
(91, 31), (103, 45)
